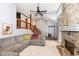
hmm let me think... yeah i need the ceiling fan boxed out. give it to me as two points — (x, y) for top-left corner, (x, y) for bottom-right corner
(30, 3), (47, 16)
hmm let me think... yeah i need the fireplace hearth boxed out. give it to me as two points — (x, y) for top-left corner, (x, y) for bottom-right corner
(65, 40), (74, 55)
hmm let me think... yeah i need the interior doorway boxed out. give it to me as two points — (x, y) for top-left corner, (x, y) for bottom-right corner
(48, 26), (55, 39)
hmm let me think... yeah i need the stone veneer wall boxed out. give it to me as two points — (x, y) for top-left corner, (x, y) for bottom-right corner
(61, 3), (79, 26)
(58, 3), (79, 55)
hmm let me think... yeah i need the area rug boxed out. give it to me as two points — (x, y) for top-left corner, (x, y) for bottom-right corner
(57, 45), (71, 56)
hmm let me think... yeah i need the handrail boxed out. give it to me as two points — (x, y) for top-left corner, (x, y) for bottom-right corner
(30, 24), (41, 34)
(17, 19), (41, 34)
(17, 12), (29, 19)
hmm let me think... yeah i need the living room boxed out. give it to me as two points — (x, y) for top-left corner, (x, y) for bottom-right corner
(0, 2), (79, 56)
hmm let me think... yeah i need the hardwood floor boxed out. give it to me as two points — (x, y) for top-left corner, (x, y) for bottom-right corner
(20, 40), (60, 56)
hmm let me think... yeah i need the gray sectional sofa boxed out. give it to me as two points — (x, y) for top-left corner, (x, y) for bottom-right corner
(0, 34), (45, 56)
(0, 35), (30, 56)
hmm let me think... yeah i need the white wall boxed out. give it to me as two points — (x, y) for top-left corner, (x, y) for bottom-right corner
(34, 19), (48, 37)
(33, 17), (58, 38)
(0, 3), (33, 39)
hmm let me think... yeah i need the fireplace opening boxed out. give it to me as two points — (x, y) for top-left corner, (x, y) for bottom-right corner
(65, 40), (74, 55)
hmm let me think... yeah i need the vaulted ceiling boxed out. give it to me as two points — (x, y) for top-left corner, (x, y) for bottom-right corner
(16, 3), (61, 22)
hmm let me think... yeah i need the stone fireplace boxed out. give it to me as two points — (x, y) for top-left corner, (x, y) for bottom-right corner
(62, 31), (79, 56)
(57, 3), (79, 56)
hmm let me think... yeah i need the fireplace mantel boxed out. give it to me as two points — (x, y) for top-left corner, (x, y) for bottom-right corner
(61, 26), (79, 31)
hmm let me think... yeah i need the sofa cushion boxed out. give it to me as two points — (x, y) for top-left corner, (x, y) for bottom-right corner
(4, 51), (19, 56)
(4, 43), (24, 52)
(0, 37), (16, 48)
(15, 35), (23, 43)
(23, 35), (31, 42)
(1, 51), (19, 56)
(32, 34), (41, 40)
(15, 35), (31, 43)
(0, 47), (19, 56)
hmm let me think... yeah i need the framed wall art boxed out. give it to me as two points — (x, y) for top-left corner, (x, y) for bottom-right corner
(2, 23), (12, 35)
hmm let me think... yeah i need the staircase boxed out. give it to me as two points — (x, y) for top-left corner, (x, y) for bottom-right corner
(17, 13), (41, 39)
(16, 12), (41, 35)
(17, 18), (41, 33)
(16, 12), (45, 46)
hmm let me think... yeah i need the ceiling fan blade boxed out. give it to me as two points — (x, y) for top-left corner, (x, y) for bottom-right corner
(41, 10), (47, 12)
(39, 12), (43, 16)
(41, 10), (47, 14)
(35, 12), (43, 16)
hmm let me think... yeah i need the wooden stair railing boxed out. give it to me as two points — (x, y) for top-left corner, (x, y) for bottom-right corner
(17, 18), (41, 35)
(30, 24), (41, 35)
(16, 12), (41, 35)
